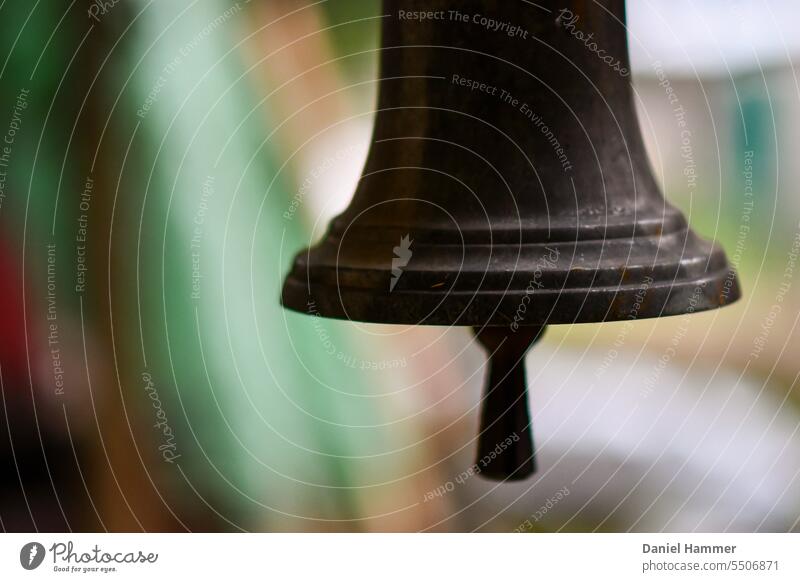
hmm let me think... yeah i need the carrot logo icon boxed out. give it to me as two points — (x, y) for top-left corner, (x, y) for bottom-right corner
(19, 542), (45, 570)
(390, 234), (413, 292)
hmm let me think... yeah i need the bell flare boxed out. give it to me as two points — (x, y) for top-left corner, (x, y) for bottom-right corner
(281, 222), (739, 327)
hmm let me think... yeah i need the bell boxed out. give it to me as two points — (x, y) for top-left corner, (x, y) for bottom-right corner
(281, 0), (740, 480)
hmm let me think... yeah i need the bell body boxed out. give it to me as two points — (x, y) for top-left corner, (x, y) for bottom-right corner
(282, 0), (740, 325)
(281, 0), (741, 480)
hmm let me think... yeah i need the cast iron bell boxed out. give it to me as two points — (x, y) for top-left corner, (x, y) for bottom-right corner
(281, 0), (740, 480)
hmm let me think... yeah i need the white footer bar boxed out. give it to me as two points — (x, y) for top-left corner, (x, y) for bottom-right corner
(1, 533), (797, 581)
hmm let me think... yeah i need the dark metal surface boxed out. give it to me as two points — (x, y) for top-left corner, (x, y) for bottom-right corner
(281, 0), (741, 480)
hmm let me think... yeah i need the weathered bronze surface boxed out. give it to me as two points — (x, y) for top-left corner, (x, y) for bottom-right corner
(281, 0), (741, 480)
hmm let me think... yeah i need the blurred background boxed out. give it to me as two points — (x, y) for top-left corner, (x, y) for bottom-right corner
(1, 0), (799, 532)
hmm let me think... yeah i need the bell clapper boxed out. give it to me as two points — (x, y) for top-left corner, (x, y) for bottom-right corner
(473, 325), (545, 480)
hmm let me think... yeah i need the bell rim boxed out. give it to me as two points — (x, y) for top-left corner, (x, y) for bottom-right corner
(281, 264), (740, 327)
